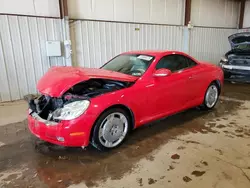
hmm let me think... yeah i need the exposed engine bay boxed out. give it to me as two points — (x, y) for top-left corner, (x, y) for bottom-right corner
(28, 79), (133, 121)
(227, 52), (250, 66)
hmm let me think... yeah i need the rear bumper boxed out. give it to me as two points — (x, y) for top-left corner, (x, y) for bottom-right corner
(28, 112), (96, 147)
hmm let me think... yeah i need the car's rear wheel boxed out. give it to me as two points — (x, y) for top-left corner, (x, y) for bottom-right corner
(201, 83), (219, 110)
(91, 108), (130, 151)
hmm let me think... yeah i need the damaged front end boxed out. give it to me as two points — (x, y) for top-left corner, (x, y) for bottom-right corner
(219, 32), (250, 82)
(28, 79), (133, 122)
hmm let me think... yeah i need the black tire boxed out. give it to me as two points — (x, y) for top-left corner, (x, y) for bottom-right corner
(91, 108), (131, 151)
(200, 83), (219, 110)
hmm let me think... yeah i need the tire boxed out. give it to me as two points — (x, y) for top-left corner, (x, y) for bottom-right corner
(91, 108), (131, 151)
(200, 83), (219, 110)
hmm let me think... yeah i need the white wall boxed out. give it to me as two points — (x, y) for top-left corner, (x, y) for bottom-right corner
(68, 0), (184, 25)
(70, 20), (236, 69)
(243, 0), (250, 28)
(0, 15), (66, 102)
(191, 0), (240, 28)
(0, 0), (60, 18)
(70, 21), (184, 68)
(239, 28), (250, 33)
(190, 27), (236, 63)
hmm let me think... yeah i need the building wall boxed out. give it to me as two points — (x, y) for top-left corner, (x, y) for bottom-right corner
(191, 0), (240, 28)
(189, 27), (236, 63)
(0, 0), (242, 102)
(70, 20), (184, 68)
(69, 0), (240, 69)
(0, 15), (66, 102)
(68, 0), (185, 25)
(239, 28), (250, 33)
(70, 20), (237, 69)
(0, 0), (60, 18)
(243, 0), (250, 28)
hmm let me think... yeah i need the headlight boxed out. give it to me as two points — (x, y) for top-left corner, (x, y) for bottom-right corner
(53, 100), (90, 120)
(219, 56), (228, 65)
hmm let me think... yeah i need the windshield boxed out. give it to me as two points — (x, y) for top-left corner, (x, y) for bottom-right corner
(101, 54), (155, 77)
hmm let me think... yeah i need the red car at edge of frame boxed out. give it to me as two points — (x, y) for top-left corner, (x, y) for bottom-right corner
(28, 50), (224, 151)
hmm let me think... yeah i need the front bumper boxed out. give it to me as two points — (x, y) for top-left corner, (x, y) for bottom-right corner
(28, 112), (96, 147)
(221, 64), (250, 76)
(219, 64), (250, 83)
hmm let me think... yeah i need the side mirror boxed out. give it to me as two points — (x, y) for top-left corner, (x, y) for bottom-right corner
(153, 68), (172, 77)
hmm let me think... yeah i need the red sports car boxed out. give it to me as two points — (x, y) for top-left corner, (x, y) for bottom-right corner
(28, 50), (223, 151)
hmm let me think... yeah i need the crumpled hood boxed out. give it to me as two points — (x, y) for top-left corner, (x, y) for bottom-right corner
(228, 32), (250, 49)
(37, 66), (137, 97)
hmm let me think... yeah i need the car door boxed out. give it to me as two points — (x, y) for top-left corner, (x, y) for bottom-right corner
(184, 56), (204, 107)
(148, 55), (191, 119)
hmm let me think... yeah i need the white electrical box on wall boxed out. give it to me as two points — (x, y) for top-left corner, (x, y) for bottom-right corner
(46, 41), (62, 57)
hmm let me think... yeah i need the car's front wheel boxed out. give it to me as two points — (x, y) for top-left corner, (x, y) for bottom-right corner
(201, 83), (219, 110)
(91, 108), (130, 151)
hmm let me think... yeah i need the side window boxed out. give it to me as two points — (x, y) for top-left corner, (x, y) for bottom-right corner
(174, 55), (189, 71)
(186, 57), (197, 67)
(156, 56), (176, 71)
(156, 55), (189, 72)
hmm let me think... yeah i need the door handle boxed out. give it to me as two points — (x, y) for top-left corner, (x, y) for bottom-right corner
(189, 76), (193, 79)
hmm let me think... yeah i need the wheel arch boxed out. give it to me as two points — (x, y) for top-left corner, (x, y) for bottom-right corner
(89, 104), (135, 142)
(211, 79), (221, 95)
(200, 79), (221, 110)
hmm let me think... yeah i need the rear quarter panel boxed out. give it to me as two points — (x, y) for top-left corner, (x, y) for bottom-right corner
(199, 62), (224, 97)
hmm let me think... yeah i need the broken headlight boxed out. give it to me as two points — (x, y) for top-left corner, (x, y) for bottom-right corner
(53, 100), (90, 120)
